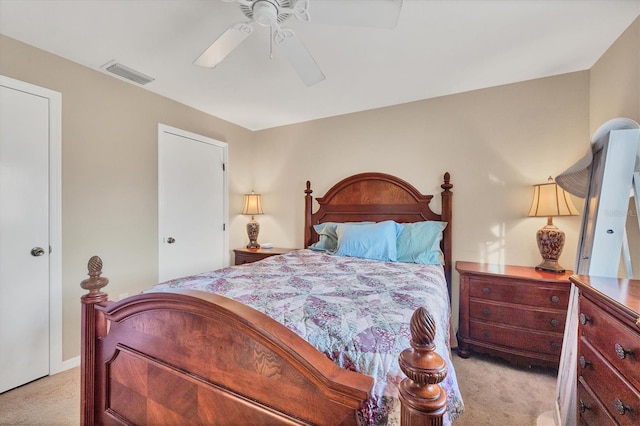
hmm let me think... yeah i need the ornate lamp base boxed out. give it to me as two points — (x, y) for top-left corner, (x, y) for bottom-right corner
(535, 217), (566, 273)
(246, 220), (260, 250)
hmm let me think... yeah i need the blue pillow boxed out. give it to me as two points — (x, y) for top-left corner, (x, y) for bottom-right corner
(335, 220), (402, 261)
(396, 221), (447, 265)
(309, 221), (372, 252)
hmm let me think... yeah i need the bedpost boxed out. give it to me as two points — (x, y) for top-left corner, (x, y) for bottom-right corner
(304, 180), (313, 248)
(398, 307), (448, 425)
(440, 172), (453, 297)
(80, 256), (109, 426)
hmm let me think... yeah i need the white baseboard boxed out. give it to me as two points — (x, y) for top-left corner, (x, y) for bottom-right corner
(60, 356), (80, 371)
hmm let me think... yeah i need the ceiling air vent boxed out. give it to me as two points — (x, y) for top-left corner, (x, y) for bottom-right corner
(104, 62), (155, 85)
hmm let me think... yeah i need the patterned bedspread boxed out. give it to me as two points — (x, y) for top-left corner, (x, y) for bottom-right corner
(151, 249), (464, 424)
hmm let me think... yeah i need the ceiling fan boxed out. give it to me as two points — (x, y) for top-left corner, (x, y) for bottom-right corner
(194, 0), (403, 86)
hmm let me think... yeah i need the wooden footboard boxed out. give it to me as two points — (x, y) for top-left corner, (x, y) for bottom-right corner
(80, 256), (448, 425)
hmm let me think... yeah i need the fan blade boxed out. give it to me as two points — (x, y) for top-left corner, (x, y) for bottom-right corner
(274, 27), (325, 86)
(222, 0), (253, 6)
(307, 0), (403, 29)
(279, 0), (310, 23)
(194, 22), (254, 68)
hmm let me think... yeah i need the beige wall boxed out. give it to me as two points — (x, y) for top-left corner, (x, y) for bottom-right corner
(0, 35), (256, 360)
(589, 17), (640, 277)
(252, 73), (590, 327)
(0, 16), (636, 363)
(590, 17), (639, 133)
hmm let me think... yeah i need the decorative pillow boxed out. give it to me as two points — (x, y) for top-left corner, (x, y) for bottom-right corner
(335, 220), (402, 262)
(396, 221), (447, 265)
(309, 221), (372, 252)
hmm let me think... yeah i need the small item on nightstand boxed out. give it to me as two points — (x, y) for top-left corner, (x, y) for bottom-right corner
(261, 243), (273, 249)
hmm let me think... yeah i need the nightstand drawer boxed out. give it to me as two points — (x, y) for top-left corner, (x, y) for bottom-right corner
(233, 248), (296, 265)
(469, 300), (566, 333)
(469, 320), (563, 356)
(579, 340), (640, 425)
(579, 296), (640, 391)
(469, 278), (569, 308)
(235, 251), (271, 264)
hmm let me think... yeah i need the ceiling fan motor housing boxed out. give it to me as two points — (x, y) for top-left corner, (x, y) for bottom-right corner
(242, 0), (293, 25)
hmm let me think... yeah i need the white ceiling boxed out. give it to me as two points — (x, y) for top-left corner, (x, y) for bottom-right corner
(1, 0), (638, 130)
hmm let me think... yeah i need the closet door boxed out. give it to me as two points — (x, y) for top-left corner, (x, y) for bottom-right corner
(158, 125), (228, 282)
(0, 82), (50, 392)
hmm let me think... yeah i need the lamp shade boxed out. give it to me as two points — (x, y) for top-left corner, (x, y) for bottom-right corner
(241, 192), (263, 216)
(528, 178), (579, 218)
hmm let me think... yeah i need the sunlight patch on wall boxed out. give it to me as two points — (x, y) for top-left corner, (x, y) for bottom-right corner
(480, 222), (507, 265)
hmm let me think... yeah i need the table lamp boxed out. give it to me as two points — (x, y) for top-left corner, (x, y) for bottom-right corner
(241, 192), (263, 249)
(528, 177), (579, 272)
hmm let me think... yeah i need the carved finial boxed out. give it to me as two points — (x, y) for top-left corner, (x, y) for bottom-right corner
(398, 307), (448, 420)
(399, 307), (447, 383)
(87, 255), (103, 277)
(441, 172), (452, 192)
(80, 256), (109, 295)
(410, 306), (437, 348)
(305, 180), (313, 196)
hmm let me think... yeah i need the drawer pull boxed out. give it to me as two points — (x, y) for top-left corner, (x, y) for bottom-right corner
(551, 295), (560, 303)
(614, 343), (633, 359)
(550, 342), (560, 351)
(482, 287), (491, 294)
(550, 319), (560, 327)
(482, 308), (490, 316)
(482, 330), (490, 338)
(579, 400), (590, 413)
(579, 356), (592, 369)
(579, 313), (592, 325)
(614, 398), (631, 416)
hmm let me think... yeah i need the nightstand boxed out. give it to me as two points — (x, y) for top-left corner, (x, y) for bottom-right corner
(456, 261), (573, 369)
(233, 247), (296, 265)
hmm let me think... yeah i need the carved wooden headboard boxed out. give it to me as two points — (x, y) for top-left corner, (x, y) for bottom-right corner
(303, 172), (453, 291)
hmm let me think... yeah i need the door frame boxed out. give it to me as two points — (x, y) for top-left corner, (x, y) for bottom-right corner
(0, 75), (63, 374)
(157, 124), (229, 279)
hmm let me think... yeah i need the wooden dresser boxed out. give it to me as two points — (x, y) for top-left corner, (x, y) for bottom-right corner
(456, 261), (572, 369)
(570, 275), (640, 425)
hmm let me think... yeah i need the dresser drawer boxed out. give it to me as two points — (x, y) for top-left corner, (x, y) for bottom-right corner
(579, 340), (640, 425)
(469, 300), (566, 333)
(469, 320), (563, 356)
(579, 296), (640, 390)
(578, 378), (616, 425)
(468, 278), (569, 308)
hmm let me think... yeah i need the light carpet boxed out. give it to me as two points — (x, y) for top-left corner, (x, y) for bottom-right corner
(0, 351), (557, 425)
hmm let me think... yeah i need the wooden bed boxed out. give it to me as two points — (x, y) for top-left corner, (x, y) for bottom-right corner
(80, 172), (454, 425)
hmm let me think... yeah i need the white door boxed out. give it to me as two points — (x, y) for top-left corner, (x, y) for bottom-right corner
(0, 82), (51, 392)
(158, 125), (228, 282)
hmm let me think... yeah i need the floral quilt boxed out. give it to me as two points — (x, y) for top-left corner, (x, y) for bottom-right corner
(151, 249), (464, 424)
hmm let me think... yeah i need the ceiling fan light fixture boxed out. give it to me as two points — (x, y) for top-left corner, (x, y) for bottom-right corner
(253, 1), (279, 26)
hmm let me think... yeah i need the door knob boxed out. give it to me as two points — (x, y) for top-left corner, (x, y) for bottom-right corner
(31, 247), (45, 257)
(166, 237), (175, 244)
